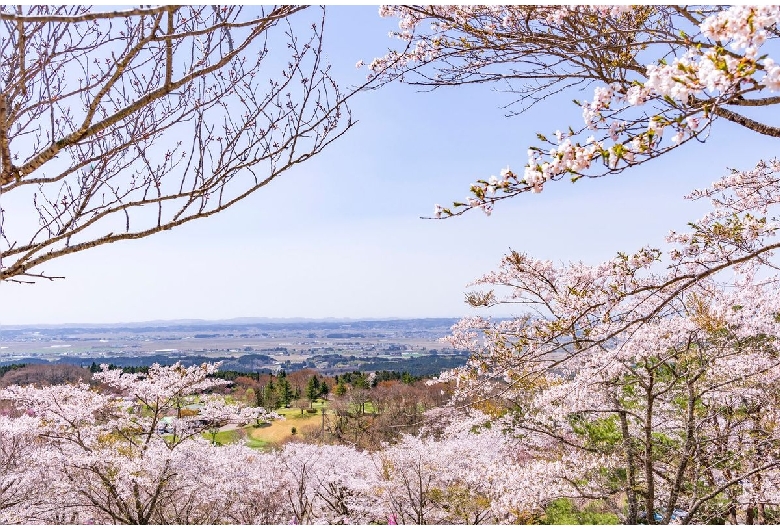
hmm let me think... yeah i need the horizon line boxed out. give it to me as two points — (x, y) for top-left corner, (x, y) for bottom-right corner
(0, 315), (502, 329)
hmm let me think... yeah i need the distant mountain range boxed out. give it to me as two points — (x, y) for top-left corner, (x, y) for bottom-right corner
(0, 316), (470, 332)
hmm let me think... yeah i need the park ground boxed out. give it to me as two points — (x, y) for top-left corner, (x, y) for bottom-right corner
(208, 399), (335, 449)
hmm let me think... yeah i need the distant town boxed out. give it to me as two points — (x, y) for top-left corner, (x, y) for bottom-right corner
(0, 318), (471, 377)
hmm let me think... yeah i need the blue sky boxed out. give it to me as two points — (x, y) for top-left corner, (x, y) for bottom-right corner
(1, 6), (777, 325)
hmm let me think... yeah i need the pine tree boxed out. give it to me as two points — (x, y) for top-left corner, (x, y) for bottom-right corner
(305, 375), (320, 408)
(277, 376), (293, 407)
(263, 379), (278, 410)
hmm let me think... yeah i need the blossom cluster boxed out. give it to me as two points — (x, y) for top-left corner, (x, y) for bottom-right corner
(516, 5), (780, 208)
(513, 5), (780, 210)
(369, 6), (780, 216)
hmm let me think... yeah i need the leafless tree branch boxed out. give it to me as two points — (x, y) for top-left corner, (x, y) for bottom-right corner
(0, 5), (378, 282)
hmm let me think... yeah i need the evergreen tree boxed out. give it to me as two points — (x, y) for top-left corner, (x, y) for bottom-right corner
(259, 383), (267, 409)
(263, 379), (278, 409)
(277, 376), (293, 407)
(352, 373), (369, 390)
(305, 375), (320, 407)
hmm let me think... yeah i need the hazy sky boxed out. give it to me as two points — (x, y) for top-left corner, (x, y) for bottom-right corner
(1, 6), (777, 326)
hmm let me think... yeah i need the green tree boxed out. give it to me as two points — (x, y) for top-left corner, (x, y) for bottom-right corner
(352, 373), (369, 390)
(244, 388), (256, 407)
(540, 499), (619, 525)
(277, 375), (293, 407)
(305, 375), (320, 407)
(263, 379), (279, 409)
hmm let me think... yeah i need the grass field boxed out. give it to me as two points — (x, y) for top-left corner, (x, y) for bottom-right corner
(208, 400), (332, 448)
(205, 428), (245, 445)
(247, 413), (323, 446)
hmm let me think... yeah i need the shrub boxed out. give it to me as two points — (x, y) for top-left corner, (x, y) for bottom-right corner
(540, 499), (619, 525)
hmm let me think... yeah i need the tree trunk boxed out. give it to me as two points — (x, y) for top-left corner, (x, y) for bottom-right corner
(644, 377), (655, 524)
(727, 503), (737, 525)
(618, 409), (639, 524)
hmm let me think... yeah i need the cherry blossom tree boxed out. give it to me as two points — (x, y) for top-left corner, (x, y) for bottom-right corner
(0, 362), (594, 525)
(367, 8), (780, 519)
(0, 363), (649, 525)
(134, 441), (287, 524)
(481, 282), (780, 524)
(431, 158), (780, 522)
(0, 5), (376, 283)
(368, 5), (780, 216)
(275, 442), (380, 524)
(0, 362), (280, 524)
(442, 158), (780, 386)
(0, 415), (50, 524)
(368, 410), (549, 524)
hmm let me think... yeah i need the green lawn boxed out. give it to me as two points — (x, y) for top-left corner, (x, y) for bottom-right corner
(202, 428), (243, 445)
(197, 399), (375, 449)
(193, 401), (330, 449)
(259, 406), (328, 442)
(244, 434), (269, 449)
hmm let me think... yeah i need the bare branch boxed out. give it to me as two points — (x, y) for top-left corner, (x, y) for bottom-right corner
(713, 106), (780, 137)
(0, 6), (377, 282)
